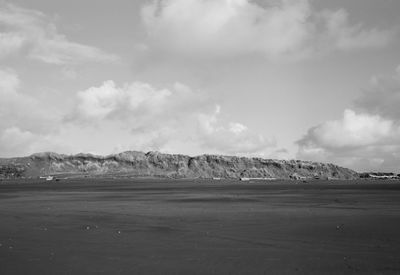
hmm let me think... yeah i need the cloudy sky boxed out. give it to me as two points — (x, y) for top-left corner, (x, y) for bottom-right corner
(1, 0), (400, 172)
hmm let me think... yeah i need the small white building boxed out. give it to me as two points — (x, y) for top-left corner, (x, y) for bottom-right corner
(40, 176), (54, 181)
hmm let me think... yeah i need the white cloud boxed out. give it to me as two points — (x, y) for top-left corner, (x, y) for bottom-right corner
(67, 80), (275, 156)
(197, 107), (275, 155)
(71, 80), (209, 128)
(229, 122), (247, 134)
(141, 0), (395, 60)
(0, 69), (67, 156)
(300, 109), (397, 149)
(0, 127), (38, 157)
(298, 66), (400, 172)
(0, 32), (25, 57)
(1, 67), (274, 157)
(0, 3), (118, 64)
(0, 68), (20, 94)
(0, 126), (70, 157)
(0, 68), (62, 133)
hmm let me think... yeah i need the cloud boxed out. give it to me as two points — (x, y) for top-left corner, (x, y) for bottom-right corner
(0, 126), (70, 157)
(353, 67), (400, 120)
(0, 32), (25, 57)
(297, 66), (400, 172)
(0, 67), (274, 157)
(0, 69), (67, 156)
(0, 68), (60, 133)
(317, 8), (395, 51)
(0, 127), (40, 157)
(197, 106), (275, 154)
(0, 68), (20, 93)
(299, 109), (397, 149)
(0, 127), (36, 157)
(60, 67), (78, 80)
(141, 0), (395, 60)
(67, 80), (275, 156)
(70, 80), (210, 128)
(0, 3), (118, 64)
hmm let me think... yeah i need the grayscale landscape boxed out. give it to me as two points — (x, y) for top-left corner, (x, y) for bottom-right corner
(1, 0), (400, 274)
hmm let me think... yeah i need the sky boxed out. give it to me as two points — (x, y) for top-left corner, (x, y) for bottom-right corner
(1, 0), (400, 172)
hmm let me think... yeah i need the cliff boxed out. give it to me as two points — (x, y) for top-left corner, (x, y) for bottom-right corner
(0, 151), (358, 180)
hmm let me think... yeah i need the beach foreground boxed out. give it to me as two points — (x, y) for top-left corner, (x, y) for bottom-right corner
(0, 179), (400, 274)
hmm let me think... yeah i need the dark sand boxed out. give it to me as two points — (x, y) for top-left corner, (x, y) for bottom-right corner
(1, 179), (400, 274)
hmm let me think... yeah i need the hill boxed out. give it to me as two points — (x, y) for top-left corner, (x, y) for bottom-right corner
(0, 151), (358, 180)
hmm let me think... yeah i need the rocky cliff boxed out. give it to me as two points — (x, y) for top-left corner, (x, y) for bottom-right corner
(0, 151), (358, 180)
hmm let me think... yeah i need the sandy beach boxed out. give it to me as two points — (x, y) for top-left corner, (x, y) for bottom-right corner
(0, 179), (400, 274)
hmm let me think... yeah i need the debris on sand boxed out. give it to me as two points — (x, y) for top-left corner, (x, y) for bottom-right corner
(85, 225), (99, 230)
(336, 224), (344, 230)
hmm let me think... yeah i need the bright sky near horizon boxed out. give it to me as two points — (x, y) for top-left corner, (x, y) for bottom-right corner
(1, 0), (400, 172)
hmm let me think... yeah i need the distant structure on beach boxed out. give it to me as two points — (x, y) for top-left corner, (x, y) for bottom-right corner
(39, 176), (54, 181)
(359, 172), (400, 180)
(289, 173), (308, 180)
(240, 177), (277, 181)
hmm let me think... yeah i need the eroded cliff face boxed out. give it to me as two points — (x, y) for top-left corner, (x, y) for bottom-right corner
(0, 151), (359, 179)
